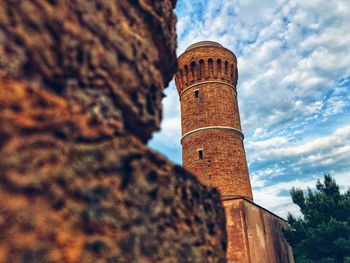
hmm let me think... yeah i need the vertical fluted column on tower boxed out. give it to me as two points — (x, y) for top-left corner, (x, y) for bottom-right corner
(175, 41), (253, 201)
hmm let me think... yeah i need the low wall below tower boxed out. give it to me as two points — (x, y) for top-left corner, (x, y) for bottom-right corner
(224, 198), (294, 263)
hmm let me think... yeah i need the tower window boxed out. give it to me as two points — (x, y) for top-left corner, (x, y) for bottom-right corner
(194, 89), (199, 98)
(198, 149), (203, 160)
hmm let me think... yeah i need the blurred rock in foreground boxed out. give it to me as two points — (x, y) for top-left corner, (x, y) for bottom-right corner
(0, 0), (227, 262)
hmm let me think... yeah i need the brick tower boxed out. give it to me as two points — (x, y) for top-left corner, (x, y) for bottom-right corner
(175, 41), (253, 201)
(175, 41), (294, 263)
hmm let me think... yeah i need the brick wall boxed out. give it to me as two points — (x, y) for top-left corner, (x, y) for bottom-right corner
(176, 43), (253, 201)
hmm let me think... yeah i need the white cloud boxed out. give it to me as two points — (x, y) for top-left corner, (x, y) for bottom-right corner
(150, 82), (181, 149)
(254, 125), (350, 160)
(150, 0), (350, 216)
(246, 136), (289, 151)
(253, 128), (264, 137)
(323, 96), (348, 117)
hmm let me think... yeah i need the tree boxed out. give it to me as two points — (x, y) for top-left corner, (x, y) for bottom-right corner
(284, 174), (350, 263)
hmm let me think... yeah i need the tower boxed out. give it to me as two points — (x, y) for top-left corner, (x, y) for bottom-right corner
(175, 41), (294, 263)
(175, 41), (253, 201)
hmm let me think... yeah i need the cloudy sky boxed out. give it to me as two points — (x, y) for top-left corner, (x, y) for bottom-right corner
(149, 0), (350, 218)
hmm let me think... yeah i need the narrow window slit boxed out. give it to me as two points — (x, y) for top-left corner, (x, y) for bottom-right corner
(194, 89), (199, 98)
(198, 149), (203, 160)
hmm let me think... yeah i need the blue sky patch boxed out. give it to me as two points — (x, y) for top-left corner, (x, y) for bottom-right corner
(149, 0), (350, 218)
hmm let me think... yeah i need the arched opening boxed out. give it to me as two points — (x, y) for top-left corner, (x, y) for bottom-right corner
(190, 61), (197, 82)
(225, 61), (229, 81)
(208, 58), (214, 78)
(184, 64), (189, 84)
(231, 64), (234, 85)
(199, 59), (205, 80)
(217, 59), (222, 79)
(235, 67), (238, 85)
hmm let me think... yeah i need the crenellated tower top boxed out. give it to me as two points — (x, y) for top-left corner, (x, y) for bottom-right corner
(175, 41), (238, 98)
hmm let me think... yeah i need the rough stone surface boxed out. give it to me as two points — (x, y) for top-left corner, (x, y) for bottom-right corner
(0, 72), (227, 263)
(0, 1), (228, 262)
(0, 0), (177, 141)
(175, 44), (253, 201)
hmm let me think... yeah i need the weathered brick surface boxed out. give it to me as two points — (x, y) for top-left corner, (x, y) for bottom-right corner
(0, 2), (228, 262)
(182, 130), (251, 199)
(180, 83), (241, 134)
(176, 43), (253, 201)
(224, 199), (294, 263)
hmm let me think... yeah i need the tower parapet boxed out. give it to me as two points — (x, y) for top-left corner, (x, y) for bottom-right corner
(176, 41), (253, 201)
(175, 41), (238, 97)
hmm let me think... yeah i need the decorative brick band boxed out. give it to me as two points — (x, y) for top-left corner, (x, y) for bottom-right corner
(181, 126), (244, 143)
(179, 81), (236, 99)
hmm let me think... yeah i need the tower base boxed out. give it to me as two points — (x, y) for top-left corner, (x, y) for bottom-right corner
(224, 198), (294, 263)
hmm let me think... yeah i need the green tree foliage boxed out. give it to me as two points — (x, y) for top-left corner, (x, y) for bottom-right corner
(284, 174), (350, 263)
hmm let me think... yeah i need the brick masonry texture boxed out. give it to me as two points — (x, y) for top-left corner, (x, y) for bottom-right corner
(176, 44), (253, 200)
(180, 83), (241, 134)
(176, 42), (294, 263)
(182, 130), (252, 199)
(0, 1), (228, 262)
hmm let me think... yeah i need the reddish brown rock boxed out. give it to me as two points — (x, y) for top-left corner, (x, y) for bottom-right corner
(0, 78), (227, 262)
(0, 0), (228, 262)
(0, 0), (177, 141)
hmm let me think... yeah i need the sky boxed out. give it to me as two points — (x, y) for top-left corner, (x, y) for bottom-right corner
(149, 0), (350, 218)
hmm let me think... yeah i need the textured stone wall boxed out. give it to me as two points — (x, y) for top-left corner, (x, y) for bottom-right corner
(176, 44), (253, 201)
(224, 199), (294, 263)
(0, 1), (227, 262)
